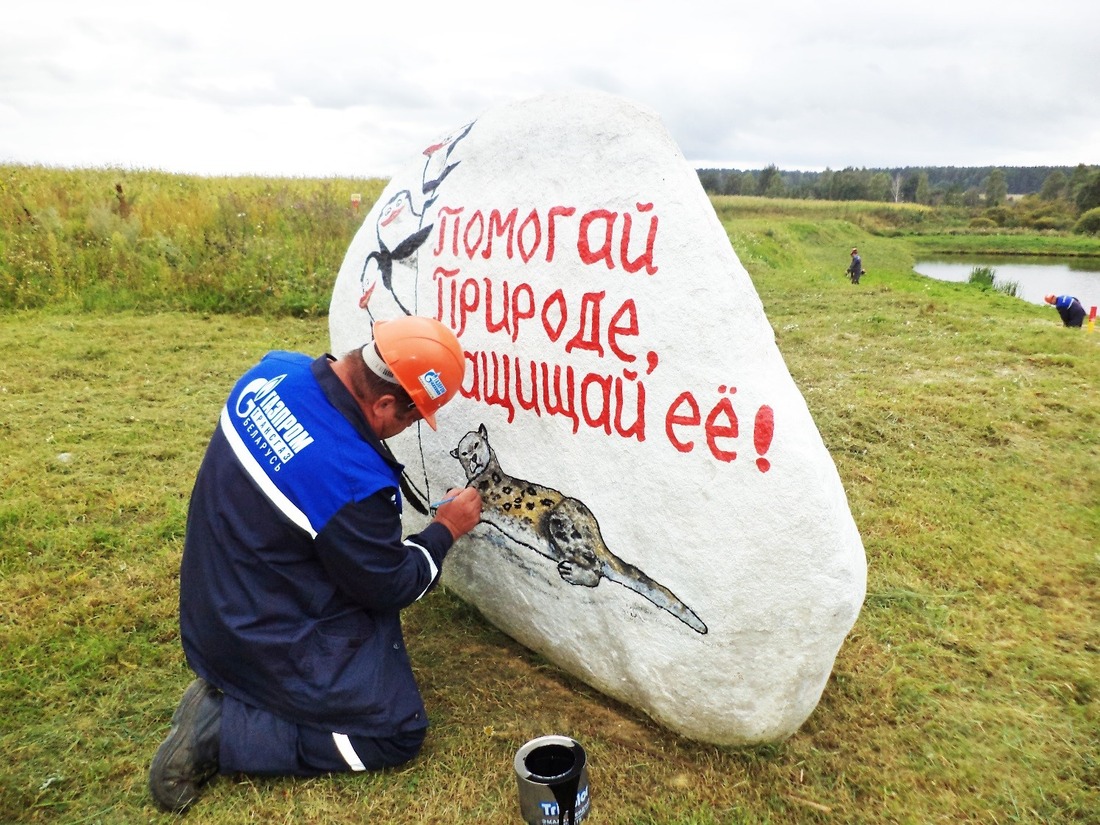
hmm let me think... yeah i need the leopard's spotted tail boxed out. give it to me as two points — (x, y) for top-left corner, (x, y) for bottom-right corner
(604, 563), (708, 635)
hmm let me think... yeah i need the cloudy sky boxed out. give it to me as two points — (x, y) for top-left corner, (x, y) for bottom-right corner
(2, 0), (1097, 179)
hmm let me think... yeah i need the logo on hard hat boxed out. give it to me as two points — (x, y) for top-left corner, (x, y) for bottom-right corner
(419, 369), (446, 400)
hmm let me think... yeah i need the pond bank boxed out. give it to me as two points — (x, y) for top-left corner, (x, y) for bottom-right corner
(914, 256), (1100, 310)
(909, 232), (1100, 260)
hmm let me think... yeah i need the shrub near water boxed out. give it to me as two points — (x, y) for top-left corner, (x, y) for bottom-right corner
(0, 165), (385, 314)
(1076, 206), (1100, 235)
(967, 264), (1019, 296)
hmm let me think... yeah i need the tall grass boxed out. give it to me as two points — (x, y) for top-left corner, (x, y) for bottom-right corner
(1, 181), (1098, 823)
(967, 264), (1020, 296)
(0, 165), (385, 314)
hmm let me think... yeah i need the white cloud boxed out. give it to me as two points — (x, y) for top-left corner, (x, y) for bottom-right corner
(2, 0), (1098, 177)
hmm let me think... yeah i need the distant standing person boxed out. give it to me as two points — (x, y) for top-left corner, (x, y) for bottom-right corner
(1044, 294), (1086, 328)
(846, 248), (863, 284)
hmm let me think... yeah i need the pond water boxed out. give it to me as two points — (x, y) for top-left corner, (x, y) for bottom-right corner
(913, 257), (1100, 313)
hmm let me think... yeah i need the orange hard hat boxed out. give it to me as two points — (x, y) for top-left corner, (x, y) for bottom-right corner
(1044, 294), (1056, 304)
(371, 316), (465, 430)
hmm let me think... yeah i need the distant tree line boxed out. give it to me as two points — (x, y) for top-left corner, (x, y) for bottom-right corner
(697, 164), (1100, 233)
(697, 163), (1099, 204)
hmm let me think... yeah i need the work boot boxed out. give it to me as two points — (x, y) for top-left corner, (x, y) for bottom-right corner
(149, 677), (223, 813)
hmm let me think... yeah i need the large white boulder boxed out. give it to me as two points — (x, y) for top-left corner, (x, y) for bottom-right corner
(330, 91), (866, 745)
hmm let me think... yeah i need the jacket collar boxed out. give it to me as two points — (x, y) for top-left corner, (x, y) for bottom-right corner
(310, 355), (403, 471)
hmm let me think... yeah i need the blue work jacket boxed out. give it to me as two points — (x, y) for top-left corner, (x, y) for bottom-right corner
(180, 352), (453, 736)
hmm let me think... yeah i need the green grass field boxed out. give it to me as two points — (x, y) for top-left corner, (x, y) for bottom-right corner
(1, 172), (1097, 823)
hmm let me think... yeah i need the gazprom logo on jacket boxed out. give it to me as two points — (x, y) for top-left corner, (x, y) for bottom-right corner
(234, 374), (314, 469)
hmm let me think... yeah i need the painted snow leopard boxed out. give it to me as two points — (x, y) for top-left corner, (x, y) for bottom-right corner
(450, 424), (706, 634)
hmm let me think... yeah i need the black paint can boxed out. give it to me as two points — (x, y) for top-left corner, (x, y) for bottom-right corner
(513, 735), (590, 825)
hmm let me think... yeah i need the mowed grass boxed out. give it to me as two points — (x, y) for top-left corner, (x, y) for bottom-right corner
(1, 192), (1098, 823)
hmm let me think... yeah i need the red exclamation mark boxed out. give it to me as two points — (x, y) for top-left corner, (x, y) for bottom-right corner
(754, 405), (774, 472)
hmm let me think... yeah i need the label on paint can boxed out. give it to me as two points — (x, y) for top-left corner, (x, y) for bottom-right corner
(514, 735), (590, 825)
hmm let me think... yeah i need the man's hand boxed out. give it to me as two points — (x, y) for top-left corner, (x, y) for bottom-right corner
(432, 487), (483, 540)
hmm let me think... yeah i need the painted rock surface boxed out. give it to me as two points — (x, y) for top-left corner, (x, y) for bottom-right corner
(330, 91), (866, 745)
